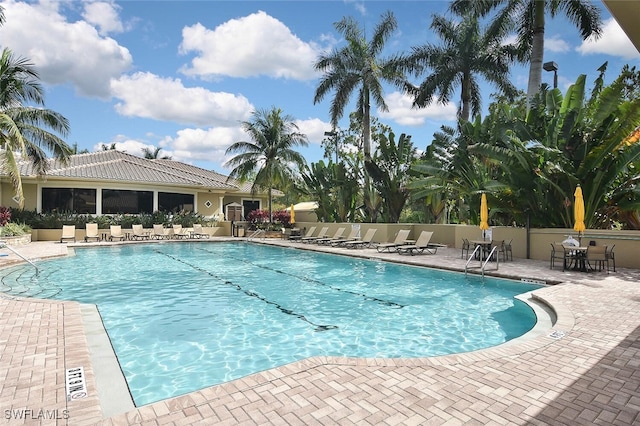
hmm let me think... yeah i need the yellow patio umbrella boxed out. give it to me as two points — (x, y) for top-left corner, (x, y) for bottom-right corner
(480, 193), (489, 238)
(573, 185), (586, 238)
(290, 204), (295, 224)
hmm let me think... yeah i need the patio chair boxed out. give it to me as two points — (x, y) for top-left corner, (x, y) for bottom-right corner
(190, 224), (210, 239)
(491, 240), (505, 262)
(397, 231), (437, 256)
(84, 223), (100, 242)
(60, 225), (76, 243)
(151, 224), (170, 239)
(301, 226), (328, 244)
(606, 244), (616, 272)
(503, 239), (513, 261)
(550, 243), (573, 271)
(172, 224), (189, 239)
(376, 229), (411, 253)
(330, 226), (360, 247)
(131, 224), (150, 240)
(461, 238), (471, 259)
(315, 227), (345, 245)
(109, 225), (125, 241)
(290, 226), (315, 242)
(587, 245), (609, 273)
(342, 229), (377, 249)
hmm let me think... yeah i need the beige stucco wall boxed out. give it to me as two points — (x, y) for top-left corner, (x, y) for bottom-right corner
(292, 222), (640, 269)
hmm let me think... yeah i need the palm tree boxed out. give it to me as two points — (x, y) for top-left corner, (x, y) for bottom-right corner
(224, 107), (308, 221)
(450, 0), (602, 105)
(142, 146), (172, 160)
(401, 13), (518, 122)
(0, 48), (72, 208)
(313, 11), (404, 161)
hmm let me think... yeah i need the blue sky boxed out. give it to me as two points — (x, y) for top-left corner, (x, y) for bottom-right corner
(1, 0), (638, 173)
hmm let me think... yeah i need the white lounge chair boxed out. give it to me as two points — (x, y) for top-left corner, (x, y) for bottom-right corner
(301, 226), (329, 244)
(109, 225), (125, 241)
(60, 225), (76, 243)
(151, 224), (170, 239)
(376, 229), (411, 253)
(343, 229), (377, 249)
(291, 226), (316, 242)
(84, 223), (100, 242)
(397, 231), (438, 255)
(315, 227), (345, 245)
(131, 224), (150, 240)
(190, 224), (210, 239)
(172, 224), (189, 239)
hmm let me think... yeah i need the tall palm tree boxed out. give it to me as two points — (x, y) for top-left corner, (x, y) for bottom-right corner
(0, 48), (72, 208)
(450, 0), (602, 105)
(224, 107), (308, 221)
(313, 11), (404, 161)
(401, 13), (519, 122)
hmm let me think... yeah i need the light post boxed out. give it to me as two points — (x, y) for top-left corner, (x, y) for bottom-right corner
(324, 130), (338, 164)
(543, 61), (558, 89)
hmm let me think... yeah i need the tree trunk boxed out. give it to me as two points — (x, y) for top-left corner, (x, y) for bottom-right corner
(526, 1), (546, 108)
(363, 89), (371, 160)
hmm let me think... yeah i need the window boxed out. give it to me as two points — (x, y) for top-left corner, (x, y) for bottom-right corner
(243, 200), (260, 219)
(102, 189), (153, 214)
(42, 188), (96, 214)
(158, 192), (194, 213)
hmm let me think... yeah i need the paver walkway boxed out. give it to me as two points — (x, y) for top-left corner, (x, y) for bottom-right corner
(1, 240), (639, 425)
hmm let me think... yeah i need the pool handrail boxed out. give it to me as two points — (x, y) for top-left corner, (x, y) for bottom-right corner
(0, 241), (39, 274)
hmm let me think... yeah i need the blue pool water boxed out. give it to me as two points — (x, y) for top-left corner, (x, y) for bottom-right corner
(0, 242), (541, 406)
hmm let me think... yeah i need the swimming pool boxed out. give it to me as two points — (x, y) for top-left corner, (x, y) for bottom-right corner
(0, 242), (541, 406)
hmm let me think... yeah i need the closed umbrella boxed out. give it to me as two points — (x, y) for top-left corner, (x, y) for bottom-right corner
(290, 204), (295, 225)
(573, 185), (585, 243)
(480, 193), (489, 239)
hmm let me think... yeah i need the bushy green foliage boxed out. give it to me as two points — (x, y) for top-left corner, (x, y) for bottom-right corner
(0, 222), (31, 237)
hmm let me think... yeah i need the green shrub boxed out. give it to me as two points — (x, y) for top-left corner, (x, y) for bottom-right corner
(0, 222), (31, 237)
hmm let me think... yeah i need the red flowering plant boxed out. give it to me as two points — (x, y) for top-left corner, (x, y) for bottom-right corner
(246, 209), (291, 230)
(0, 206), (11, 226)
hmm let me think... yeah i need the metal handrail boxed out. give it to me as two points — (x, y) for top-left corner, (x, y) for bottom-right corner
(247, 229), (265, 241)
(0, 241), (39, 274)
(464, 244), (499, 277)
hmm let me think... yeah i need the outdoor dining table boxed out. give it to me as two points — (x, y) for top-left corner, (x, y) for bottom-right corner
(569, 246), (590, 272)
(471, 239), (493, 261)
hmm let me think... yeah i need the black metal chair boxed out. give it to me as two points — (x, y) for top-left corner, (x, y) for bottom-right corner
(587, 245), (609, 273)
(551, 243), (573, 271)
(461, 238), (470, 259)
(503, 239), (513, 261)
(606, 244), (616, 272)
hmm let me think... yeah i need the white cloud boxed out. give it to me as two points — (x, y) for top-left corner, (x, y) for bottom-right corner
(0, 0), (133, 98)
(545, 36), (570, 53)
(82, 2), (125, 35)
(295, 118), (331, 146)
(178, 11), (320, 80)
(577, 18), (639, 60)
(92, 135), (166, 159)
(378, 91), (457, 126)
(110, 72), (254, 127)
(162, 126), (246, 166)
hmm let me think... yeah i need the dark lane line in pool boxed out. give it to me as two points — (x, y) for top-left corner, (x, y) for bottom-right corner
(0, 267), (62, 298)
(153, 249), (338, 332)
(196, 246), (405, 309)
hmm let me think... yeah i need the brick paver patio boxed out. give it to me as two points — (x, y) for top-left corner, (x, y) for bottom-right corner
(1, 240), (639, 425)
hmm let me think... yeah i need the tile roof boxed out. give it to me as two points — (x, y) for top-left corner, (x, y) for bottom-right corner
(9, 150), (241, 191)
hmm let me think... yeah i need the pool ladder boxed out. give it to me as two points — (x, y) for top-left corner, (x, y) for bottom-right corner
(0, 241), (39, 274)
(465, 245), (499, 278)
(247, 229), (266, 241)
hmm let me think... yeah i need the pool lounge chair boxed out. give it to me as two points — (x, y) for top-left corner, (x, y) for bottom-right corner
(397, 231), (437, 255)
(291, 226), (316, 242)
(151, 224), (170, 239)
(301, 226), (329, 243)
(315, 227), (345, 245)
(190, 224), (210, 239)
(60, 225), (76, 243)
(172, 224), (189, 239)
(330, 226), (361, 247)
(376, 229), (411, 253)
(342, 228), (377, 249)
(131, 224), (150, 240)
(109, 225), (125, 241)
(84, 223), (101, 242)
